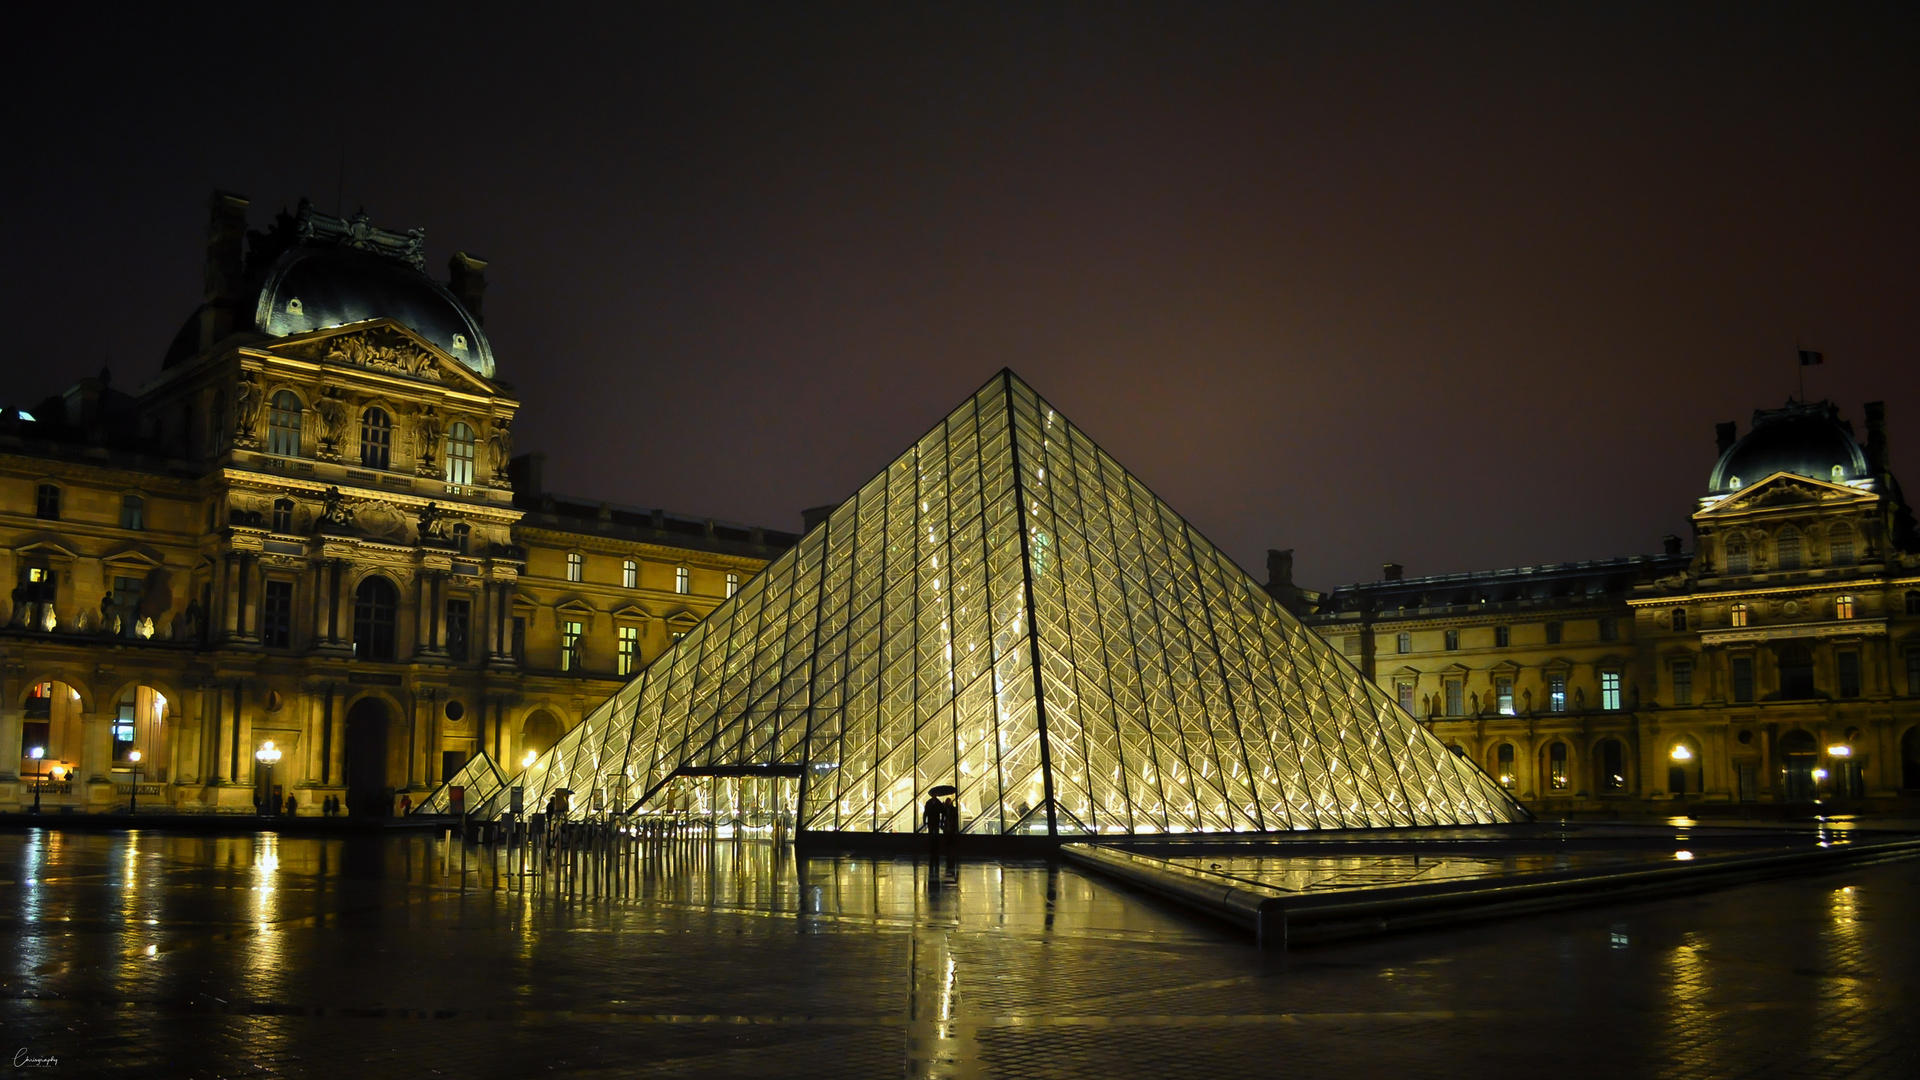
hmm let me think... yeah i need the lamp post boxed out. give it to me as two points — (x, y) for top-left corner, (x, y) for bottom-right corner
(28, 747), (44, 814)
(127, 750), (142, 813)
(255, 741), (282, 816)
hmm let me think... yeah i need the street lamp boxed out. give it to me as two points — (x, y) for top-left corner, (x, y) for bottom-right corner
(27, 747), (44, 814)
(521, 750), (537, 769)
(127, 750), (142, 814)
(255, 741), (282, 816)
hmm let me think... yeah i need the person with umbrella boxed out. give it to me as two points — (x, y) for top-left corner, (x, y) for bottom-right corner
(924, 784), (957, 854)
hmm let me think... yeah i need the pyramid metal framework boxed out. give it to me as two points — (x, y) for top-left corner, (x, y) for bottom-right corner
(504, 372), (1525, 835)
(419, 751), (508, 817)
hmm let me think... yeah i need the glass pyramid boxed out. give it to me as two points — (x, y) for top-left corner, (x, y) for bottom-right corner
(419, 751), (508, 817)
(504, 371), (1525, 835)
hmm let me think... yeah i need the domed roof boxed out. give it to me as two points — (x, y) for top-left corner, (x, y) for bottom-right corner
(252, 246), (494, 378)
(1707, 400), (1867, 496)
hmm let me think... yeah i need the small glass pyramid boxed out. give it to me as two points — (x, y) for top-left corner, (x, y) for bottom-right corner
(505, 372), (1525, 835)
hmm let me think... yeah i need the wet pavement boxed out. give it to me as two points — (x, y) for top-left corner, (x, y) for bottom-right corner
(2, 828), (1917, 1078)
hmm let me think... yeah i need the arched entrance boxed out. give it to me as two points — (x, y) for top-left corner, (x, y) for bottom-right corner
(1780, 730), (1818, 802)
(344, 697), (393, 816)
(520, 710), (562, 768)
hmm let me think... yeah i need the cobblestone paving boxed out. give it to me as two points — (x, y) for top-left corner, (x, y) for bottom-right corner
(1, 829), (1916, 1078)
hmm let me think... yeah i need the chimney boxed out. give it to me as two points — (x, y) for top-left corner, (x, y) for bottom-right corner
(1865, 401), (1888, 476)
(801, 505), (837, 532)
(506, 451), (544, 497)
(199, 191), (250, 352)
(449, 252), (488, 325)
(1265, 549), (1295, 589)
(1662, 534), (1683, 556)
(1382, 562), (1404, 581)
(63, 373), (108, 428)
(1714, 421), (1737, 455)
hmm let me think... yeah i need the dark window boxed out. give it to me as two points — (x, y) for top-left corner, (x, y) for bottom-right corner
(261, 580), (293, 649)
(120, 494), (145, 530)
(1598, 617), (1618, 641)
(271, 498), (295, 534)
(446, 598), (471, 662)
(1545, 621), (1562, 645)
(1777, 643), (1816, 699)
(1548, 742), (1569, 790)
(1777, 528), (1801, 570)
(1909, 650), (1920, 696)
(353, 576), (399, 660)
(35, 484), (59, 520)
(1672, 659), (1693, 706)
(1495, 744), (1515, 788)
(1731, 655), (1755, 703)
(1838, 651), (1862, 698)
(452, 522), (471, 555)
(1444, 681), (1464, 716)
(1672, 608), (1688, 632)
(1599, 739), (1627, 792)
(267, 391), (302, 457)
(1396, 632), (1411, 654)
(511, 616), (527, 661)
(360, 407), (392, 470)
(1725, 536), (1750, 573)
(110, 576), (143, 637)
(1907, 591), (1920, 616)
(1829, 526), (1854, 566)
(1444, 629), (1460, 651)
(1494, 625), (1510, 647)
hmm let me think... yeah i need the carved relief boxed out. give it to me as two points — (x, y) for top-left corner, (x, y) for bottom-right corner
(487, 418), (514, 477)
(232, 372), (263, 444)
(298, 327), (444, 382)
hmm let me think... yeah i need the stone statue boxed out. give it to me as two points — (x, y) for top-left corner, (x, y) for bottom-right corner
(413, 406), (443, 461)
(232, 373), (262, 438)
(319, 486), (353, 529)
(416, 501), (448, 541)
(487, 419), (513, 476)
(314, 392), (349, 448)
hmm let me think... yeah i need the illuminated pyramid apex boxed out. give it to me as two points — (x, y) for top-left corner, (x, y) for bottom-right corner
(508, 370), (1525, 836)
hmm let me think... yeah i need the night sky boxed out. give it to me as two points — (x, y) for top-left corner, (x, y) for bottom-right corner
(7, 3), (1917, 590)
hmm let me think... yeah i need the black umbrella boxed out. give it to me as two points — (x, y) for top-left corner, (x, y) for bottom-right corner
(928, 785), (957, 797)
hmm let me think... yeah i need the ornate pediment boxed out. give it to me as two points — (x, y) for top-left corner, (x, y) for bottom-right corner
(1695, 471), (1873, 520)
(264, 320), (495, 391)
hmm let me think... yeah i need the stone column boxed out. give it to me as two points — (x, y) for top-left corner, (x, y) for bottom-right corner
(325, 685), (345, 787)
(221, 553), (242, 637)
(303, 689), (325, 785)
(235, 692), (255, 799)
(81, 704), (113, 783)
(0, 703), (22, 783)
(237, 553), (256, 639)
(311, 561), (330, 643)
(429, 574), (445, 652)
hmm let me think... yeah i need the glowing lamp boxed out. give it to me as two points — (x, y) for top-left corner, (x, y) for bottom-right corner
(1669, 745), (1694, 762)
(1813, 768), (1829, 780)
(522, 750), (538, 768)
(28, 747), (43, 761)
(128, 750), (141, 763)
(255, 741), (281, 764)
(1827, 745), (1852, 757)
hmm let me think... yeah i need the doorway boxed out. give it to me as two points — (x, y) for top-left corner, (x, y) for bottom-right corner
(1780, 730), (1818, 802)
(344, 697), (392, 816)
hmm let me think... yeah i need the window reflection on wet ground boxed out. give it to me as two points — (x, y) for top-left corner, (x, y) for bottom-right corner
(3, 828), (1919, 1078)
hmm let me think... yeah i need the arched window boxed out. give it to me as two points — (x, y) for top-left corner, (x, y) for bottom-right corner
(1725, 534), (1750, 574)
(1494, 743), (1516, 788)
(272, 498), (295, 534)
(1598, 738), (1627, 792)
(353, 576), (399, 661)
(444, 422), (476, 485)
(1828, 524), (1854, 566)
(1776, 526), (1801, 570)
(1836, 595), (1856, 620)
(566, 552), (584, 583)
(1547, 742), (1569, 790)
(622, 559), (638, 589)
(360, 407), (392, 470)
(452, 522), (471, 554)
(267, 391), (303, 457)
(675, 566), (690, 594)
(1671, 608), (1688, 632)
(1730, 602), (1749, 628)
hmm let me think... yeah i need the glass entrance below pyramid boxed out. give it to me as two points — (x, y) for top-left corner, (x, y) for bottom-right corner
(640, 773), (799, 839)
(503, 372), (1526, 838)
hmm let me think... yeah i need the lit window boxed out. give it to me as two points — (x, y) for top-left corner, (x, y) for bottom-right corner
(618, 625), (640, 675)
(562, 620), (583, 671)
(36, 483), (60, 520)
(1548, 742), (1569, 790)
(1672, 608), (1687, 632)
(1601, 671), (1621, 710)
(1730, 603), (1748, 628)
(120, 495), (144, 531)
(1494, 625), (1510, 648)
(1444, 629), (1460, 651)
(566, 553), (584, 583)
(1396, 632), (1411, 654)
(1396, 681), (1416, 715)
(726, 572), (740, 598)
(1496, 678), (1514, 716)
(1548, 674), (1567, 713)
(623, 559), (638, 589)
(360, 407), (392, 469)
(675, 566), (690, 595)
(444, 422), (476, 485)
(1836, 595), (1856, 620)
(272, 498), (294, 534)
(1545, 622), (1561, 645)
(268, 391), (302, 457)
(1495, 744), (1515, 788)
(1777, 527), (1801, 570)
(1672, 659), (1693, 706)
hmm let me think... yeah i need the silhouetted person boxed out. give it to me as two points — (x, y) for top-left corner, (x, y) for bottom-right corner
(399, 794), (412, 817)
(924, 793), (946, 854)
(943, 796), (959, 845)
(285, 794), (297, 817)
